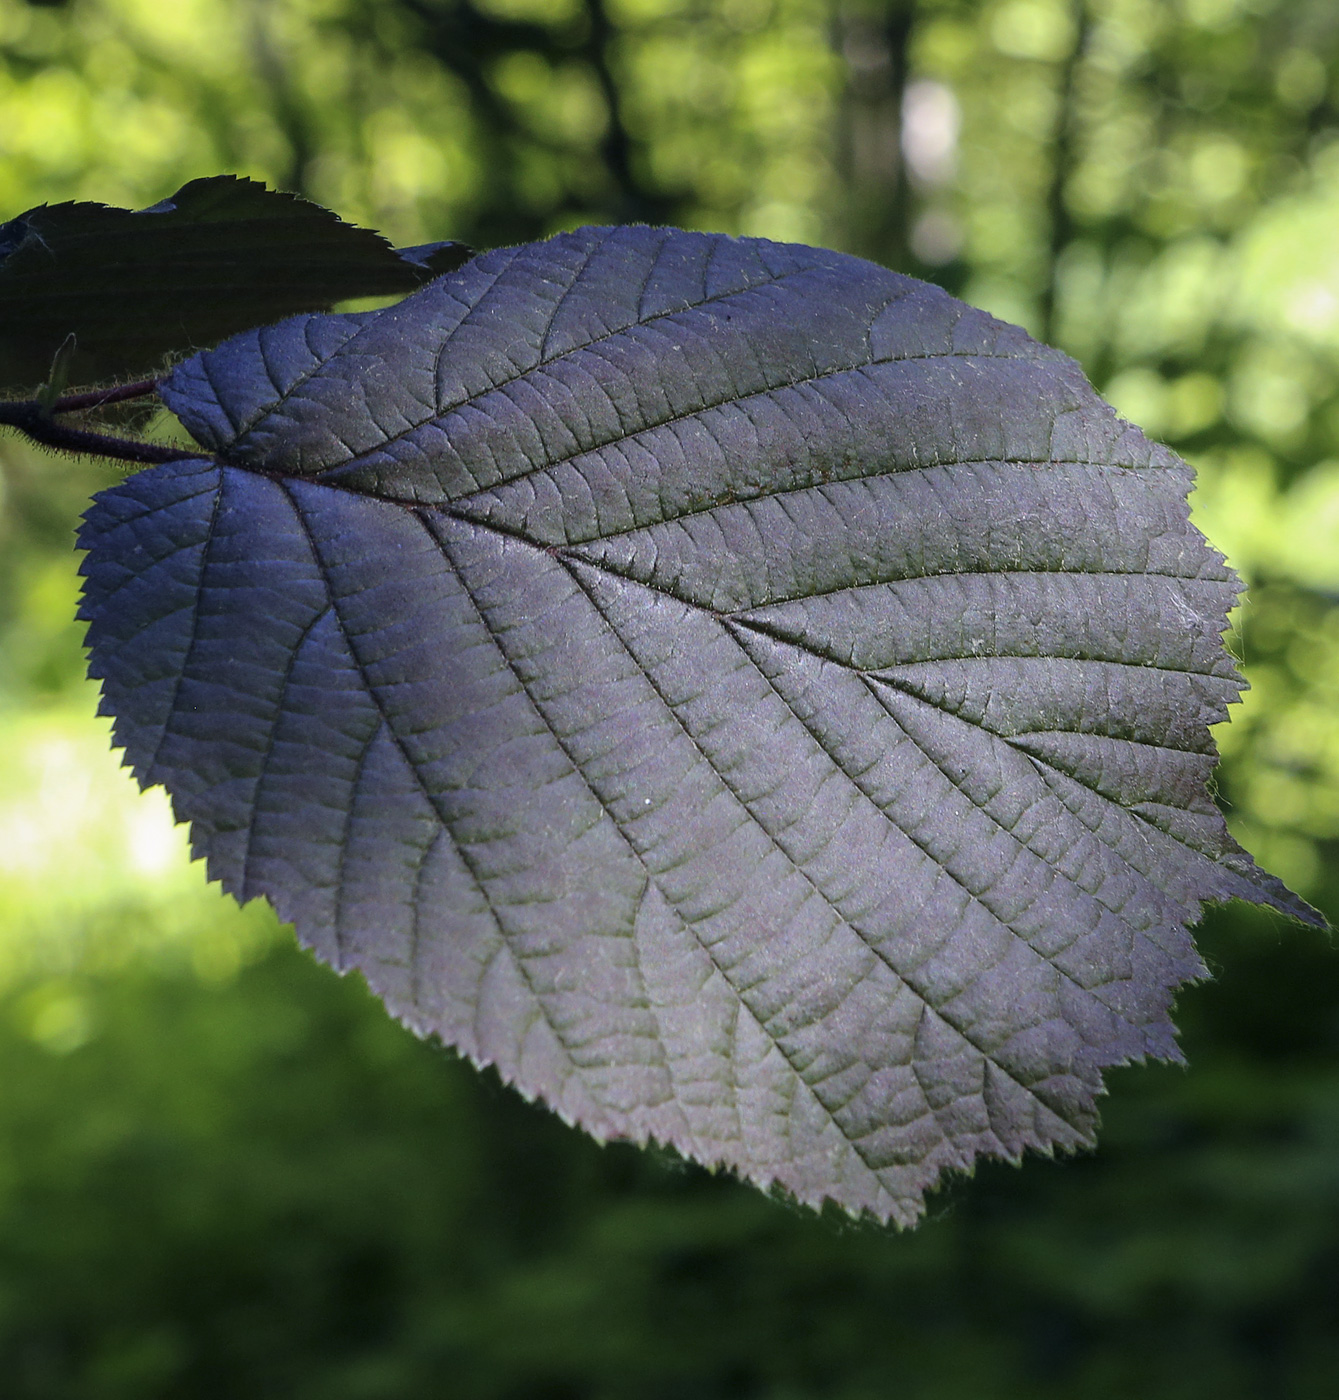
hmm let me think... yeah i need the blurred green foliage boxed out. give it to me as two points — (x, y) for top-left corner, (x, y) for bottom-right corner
(1, 0), (1338, 1395)
(0, 912), (1336, 1400)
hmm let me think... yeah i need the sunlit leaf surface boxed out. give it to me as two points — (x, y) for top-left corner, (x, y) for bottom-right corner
(77, 226), (1318, 1224)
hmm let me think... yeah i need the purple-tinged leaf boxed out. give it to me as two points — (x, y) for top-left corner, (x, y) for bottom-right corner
(0, 175), (470, 394)
(78, 226), (1321, 1225)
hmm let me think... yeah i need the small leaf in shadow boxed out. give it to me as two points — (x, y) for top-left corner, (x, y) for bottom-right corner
(0, 175), (471, 395)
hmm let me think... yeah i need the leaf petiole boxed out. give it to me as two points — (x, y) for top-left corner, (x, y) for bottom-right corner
(46, 378), (161, 414)
(0, 387), (203, 465)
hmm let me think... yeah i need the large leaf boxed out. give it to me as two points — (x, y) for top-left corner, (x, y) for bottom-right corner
(0, 175), (470, 394)
(77, 226), (1319, 1225)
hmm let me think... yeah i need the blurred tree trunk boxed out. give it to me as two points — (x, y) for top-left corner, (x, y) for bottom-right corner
(581, 0), (671, 225)
(1039, 0), (1091, 347)
(249, 3), (317, 199)
(380, 0), (671, 245)
(831, 0), (918, 270)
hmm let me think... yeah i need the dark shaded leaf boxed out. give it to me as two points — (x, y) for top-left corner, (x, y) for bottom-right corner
(0, 175), (470, 394)
(77, 226), (1321, 1224)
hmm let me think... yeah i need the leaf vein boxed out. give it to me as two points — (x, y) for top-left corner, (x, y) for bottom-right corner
(146, 468), (225, 778)
(274, 481), (591, 1095)
(238, 601), (335, 899)
(560, 555), (1080, 1148)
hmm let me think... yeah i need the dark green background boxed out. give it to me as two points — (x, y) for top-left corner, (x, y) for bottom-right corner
(1, 1), (1337, 1395)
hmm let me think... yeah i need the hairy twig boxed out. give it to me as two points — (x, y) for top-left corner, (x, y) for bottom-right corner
(0, 390), (202, 464)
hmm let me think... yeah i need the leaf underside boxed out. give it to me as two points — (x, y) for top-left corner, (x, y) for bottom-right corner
(77, 226), (1319, 1225)
(0, 175), (470, 394)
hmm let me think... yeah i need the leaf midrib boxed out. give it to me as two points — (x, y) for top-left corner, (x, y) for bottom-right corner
(435, 503), (1175, 1065)
(433, 496), (1236, 876)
